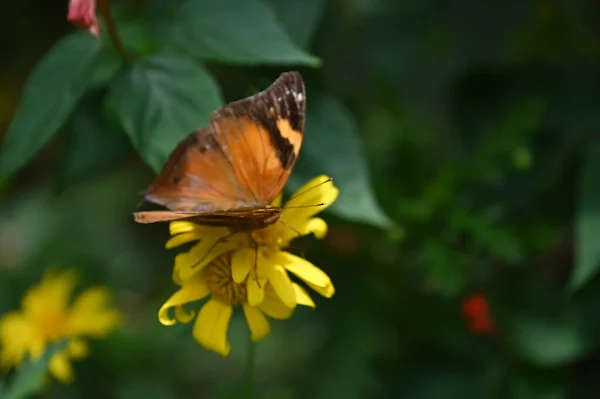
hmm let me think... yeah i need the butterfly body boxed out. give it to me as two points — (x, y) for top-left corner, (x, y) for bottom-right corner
(133, 206), (282, 231)
(134, 72), (305, 230)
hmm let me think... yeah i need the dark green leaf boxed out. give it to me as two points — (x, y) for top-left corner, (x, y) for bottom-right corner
(115, 19), (160, 57)
(57, 90), (132, 191)
(149, 0), (320, 66)
(0, 33), (103, 183)
(571, 139), (600, 291)
(268, 0), (327, 49)
(291, 92), (392, 228)
(107, 53), (223, 171)
(89, 48), (123, 87)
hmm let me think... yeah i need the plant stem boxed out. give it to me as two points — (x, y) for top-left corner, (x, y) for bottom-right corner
(243, 342), (256, 398)
(97, 0), (131, 62)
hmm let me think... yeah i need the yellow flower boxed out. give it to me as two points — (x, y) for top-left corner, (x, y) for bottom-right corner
(0, 270), (121, 383)
(161, 175), (339, 355)
(159, 252), (315, 356)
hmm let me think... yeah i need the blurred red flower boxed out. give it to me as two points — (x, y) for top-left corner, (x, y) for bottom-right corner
(461, 293), (495, 335)
(67, 0), (100, 37)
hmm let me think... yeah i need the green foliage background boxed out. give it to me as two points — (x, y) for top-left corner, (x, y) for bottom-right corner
(1, 0), (600, 397)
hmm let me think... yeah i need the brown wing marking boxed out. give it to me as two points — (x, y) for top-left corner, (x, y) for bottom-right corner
(210, 71), (306, 205)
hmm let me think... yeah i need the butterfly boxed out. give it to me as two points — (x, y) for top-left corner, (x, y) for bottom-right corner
(133, 71), (306, 232)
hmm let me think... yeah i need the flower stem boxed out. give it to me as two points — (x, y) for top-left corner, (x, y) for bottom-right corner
(97, 0), (131, 62)
(243, 341), (256, 397)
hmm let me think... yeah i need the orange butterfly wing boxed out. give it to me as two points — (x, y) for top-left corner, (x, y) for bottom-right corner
(210, 71), (305, 205)
(134, 72), (305, 225)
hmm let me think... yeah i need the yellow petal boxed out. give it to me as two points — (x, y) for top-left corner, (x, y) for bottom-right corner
(277, 252), (332, 288)
(23, 270), (76, 320)
(242, 305), (271, 342)
(177, 236), (237, 281)
(293, 283), (315, 308)
(67, 339), (89, 359)
(247, 276), (265, 307)
(306, 280), (335, 298)
(282, 176), (339, 222)
(303, 218), (328, 239)
(268, 265), (296, 308)
(232, 248), (254, 283)
(158, 278), (209, 326)
(49, 351), (74, 383)
(0, 312), (39, 368)
(193, 298), (233, 357)
(169, 221), (199, 235)
(165, 232), (201, 249)
(175, 306), (196, 323)
(68, 287), (121, 337)
(259, 290), (294, 320)
(271, 192), (284, 208)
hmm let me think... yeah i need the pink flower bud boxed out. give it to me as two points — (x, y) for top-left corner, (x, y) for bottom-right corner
(67, 0), (100, 37)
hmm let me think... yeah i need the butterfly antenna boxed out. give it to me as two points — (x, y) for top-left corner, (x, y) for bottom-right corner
(279, 220), (308, 260)
(279, 220), (303, 239)
(283, 203), (326, 210)
(286, 177), (333, 202)
(134, 196), (146, 211)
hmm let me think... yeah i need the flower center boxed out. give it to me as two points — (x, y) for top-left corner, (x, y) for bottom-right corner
(40, 310), (68, 342)
(204, 255), (247, 305)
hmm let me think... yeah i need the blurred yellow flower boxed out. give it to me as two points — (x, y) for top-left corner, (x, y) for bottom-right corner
(0, 270), (121, 383)
(161, 175), (339, 355)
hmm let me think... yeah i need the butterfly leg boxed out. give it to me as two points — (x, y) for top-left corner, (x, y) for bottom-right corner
(244, 232), (264, 289)
(190, 231), (238, 271)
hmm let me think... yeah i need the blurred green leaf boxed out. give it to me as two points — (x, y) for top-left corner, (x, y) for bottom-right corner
(421, 239), (466, 297)
(4, 341), (67, 399)
(0, 33), (102, 183)
(496, 277), (600, 368)
(571, 139), (600, 291)
(504, 308), (592, 367)
(291, 92), (392, 228)
(149, 0), (320, 66)
(57, 90), (132, 191)
(268, 0), (327, 49)
(107, 53), (223, 171)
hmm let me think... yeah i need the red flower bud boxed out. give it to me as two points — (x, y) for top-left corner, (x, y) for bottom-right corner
(67, 0), (100, 37)
(461, 293), (495, 335)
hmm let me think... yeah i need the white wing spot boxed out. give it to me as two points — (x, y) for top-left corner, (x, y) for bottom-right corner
(285, 89), (291, 95)
(296, 93), (304, 102)
(277, 97), (282, 102)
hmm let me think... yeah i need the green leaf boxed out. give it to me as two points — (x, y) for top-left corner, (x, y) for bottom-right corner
(0, 33), (103, 183)
(149, 0), (320, 66)
(267, 0), (327, 49)
(107, 53), (223, 171)
(57, 90), (132, 191)
(571, 139), (600, 291)
(290, 92), (392, 228)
